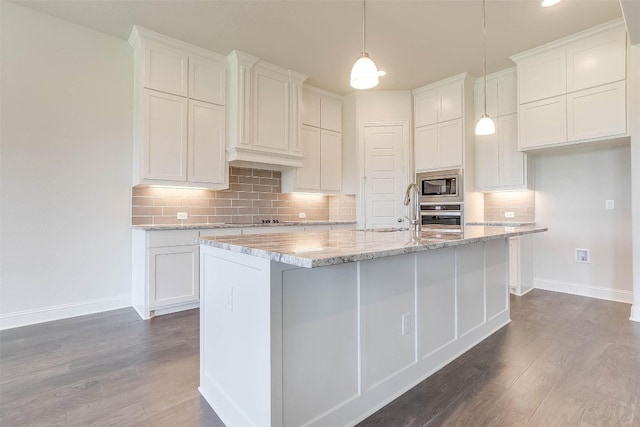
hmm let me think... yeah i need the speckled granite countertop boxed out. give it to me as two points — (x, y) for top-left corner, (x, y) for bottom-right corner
(132, 220), (356, 231)
(198, 225), (548, 268)
(466, 221), (536, 227)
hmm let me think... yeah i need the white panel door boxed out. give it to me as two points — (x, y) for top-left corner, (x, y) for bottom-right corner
(144, 42), (188, 96)
(320, 130), (342, 191)
(188, 100), (226, 185)
(476, 78), (499, 120)
(143, 89), (188, 181)
(321, 96), (342, 132)
(253, 65), (289, 152)
(297, 125), (321, 190)
(497, 70), (517, 116)
(566, 27), (626, 93)
(439, 83), (463, 122)
(148, 245), (199, 308)
(364, 124), (406, 228)
(474, 130), (499, 190)
(415, 124), (438, 172)
(567, 80), (626, 142)
(438, 119), (463, 168)
(518, 48), (566, 104)
(498, 114), (524, 188)
(188, 54), (226, 105)
(519, 95), (567, 150)
(414, 91), (438, 127)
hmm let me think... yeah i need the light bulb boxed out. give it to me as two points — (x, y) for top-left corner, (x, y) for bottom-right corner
(350, 53), (380, 90)
(475, 114), (496, 136)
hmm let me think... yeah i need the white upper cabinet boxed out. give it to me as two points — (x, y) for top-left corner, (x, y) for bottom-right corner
(511, 20), (628, 151)
(413, 73), (472, 172)
(282, 85), (343, 193)
(227, 50), (307, 169)
(130, 26), (228, 189)
(144, 42), (189, 96)
(474, 68), (531, 192)
(189, 54), (226, 105)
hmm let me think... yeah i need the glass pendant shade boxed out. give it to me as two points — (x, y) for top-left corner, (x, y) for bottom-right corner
(475, 114), (496, 136)
(350, 53), (380, 89)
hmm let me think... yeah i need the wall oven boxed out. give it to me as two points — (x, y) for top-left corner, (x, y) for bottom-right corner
(417, 169), (463, 204)
(420, 203), (464, 232)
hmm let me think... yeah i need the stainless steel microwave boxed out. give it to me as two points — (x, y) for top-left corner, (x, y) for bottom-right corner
(416, 169), (463, 203)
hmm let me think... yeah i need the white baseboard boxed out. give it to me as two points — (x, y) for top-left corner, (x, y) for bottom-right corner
(0, 296), (132, 330)
(631, 305), (640, 323)
(534, 278), (633, 304)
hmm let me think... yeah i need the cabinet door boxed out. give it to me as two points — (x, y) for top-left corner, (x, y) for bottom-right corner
(415, 124), (439, 171)
(187, 100), (226, 184)
(144, 42), (188, 96)
(566, 27), (626, 93)
(439, 83), (463, 122)
(475, 78), (498, 120)
(497, 70), (517, 116)
(518, 48), (566, 104)
(320, 130), (342, 191)
(297, 125), (321, 190)
(188, 54), (226, 105)
(414, 91), (438, 127)
(321, 97), (342, 133)
(567, 80), (626, 142)
(498, 114), (524, 188)
(253, 64), (289, 152)
(302, 90), (321, 127)
(148, 245), (199, 308)
(519, 95), (567, 150)
(474, 131), (499, 191)
(438, 119), (463, 168)
(143, 89), (188, 181)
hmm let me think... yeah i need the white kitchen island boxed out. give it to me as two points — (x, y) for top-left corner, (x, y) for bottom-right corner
(198, 225), (547, 427)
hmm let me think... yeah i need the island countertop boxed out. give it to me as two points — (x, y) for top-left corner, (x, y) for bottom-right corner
(198, 225), (547, 268)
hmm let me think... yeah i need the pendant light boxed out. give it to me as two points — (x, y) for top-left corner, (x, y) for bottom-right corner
(475, 0), (496, 136)
(350, 0), (384, 90)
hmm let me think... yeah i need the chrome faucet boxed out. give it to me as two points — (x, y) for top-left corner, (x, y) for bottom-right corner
(404, 183), (421, 232)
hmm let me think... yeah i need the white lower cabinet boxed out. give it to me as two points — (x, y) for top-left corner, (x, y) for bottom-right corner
(509, 235), (534, 296)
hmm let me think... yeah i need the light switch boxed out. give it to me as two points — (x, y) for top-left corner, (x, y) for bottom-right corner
(605, 200), (615, 210)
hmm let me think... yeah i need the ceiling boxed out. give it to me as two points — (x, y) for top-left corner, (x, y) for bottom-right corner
(10, 0), (624, 95)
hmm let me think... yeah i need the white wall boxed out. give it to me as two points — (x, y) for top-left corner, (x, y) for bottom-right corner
(629, 44), (640, 321)
(0, 3), (133, 328)
(533, 145), (633, 303)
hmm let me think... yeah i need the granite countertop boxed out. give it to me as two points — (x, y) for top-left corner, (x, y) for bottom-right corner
(466, 221), (536, 227)
(132, 220), (356, 231)
(198, 225), (548, 268)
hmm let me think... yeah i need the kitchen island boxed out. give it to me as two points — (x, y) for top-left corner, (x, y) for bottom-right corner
(198, 225), (547, 427)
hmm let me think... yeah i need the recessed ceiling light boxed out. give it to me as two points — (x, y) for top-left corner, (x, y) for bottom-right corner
(541, 0), (562, 7)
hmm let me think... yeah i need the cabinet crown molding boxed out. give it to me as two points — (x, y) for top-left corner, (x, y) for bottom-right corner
(412, 72), (474, 95)
(302, 83), (344, 100)
(227, 49), (260, 68)
(128, 26), (227, 62)
(509, 18), (626, 62)
(473, 67), (516, 89)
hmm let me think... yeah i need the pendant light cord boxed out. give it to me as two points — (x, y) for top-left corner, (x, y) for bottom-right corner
(482, 0), (487, 115)
(362, 0), (366, 54)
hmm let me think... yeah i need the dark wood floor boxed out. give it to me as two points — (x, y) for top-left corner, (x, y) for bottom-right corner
(1, 290), (639, 427)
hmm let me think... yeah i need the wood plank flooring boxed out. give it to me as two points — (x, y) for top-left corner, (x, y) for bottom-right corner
(1, 290), (639, 427)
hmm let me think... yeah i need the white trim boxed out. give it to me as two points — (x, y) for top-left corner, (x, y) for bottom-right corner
(631, 305), (640, 322)
(534, 278), (633, 304)
(0, 296), (132, 330)
(412, 72), (470, 95)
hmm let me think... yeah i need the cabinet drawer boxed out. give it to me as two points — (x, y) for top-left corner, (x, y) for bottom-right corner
(567, 80), (626, 142)
(148, 229), (200, 247)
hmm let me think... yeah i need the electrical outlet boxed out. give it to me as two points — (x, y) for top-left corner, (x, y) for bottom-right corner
(177, 212), (188, 220)
(504, 211), (515, 218)
(401, 313), (413, 336)
(298, 212), (306, 219)
(225, 286), (234, 312)
(605, 200), (615, 210)
(575, 249), (590, 263)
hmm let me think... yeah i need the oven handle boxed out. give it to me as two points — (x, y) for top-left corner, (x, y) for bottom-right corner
(420, 211), (462, 217)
